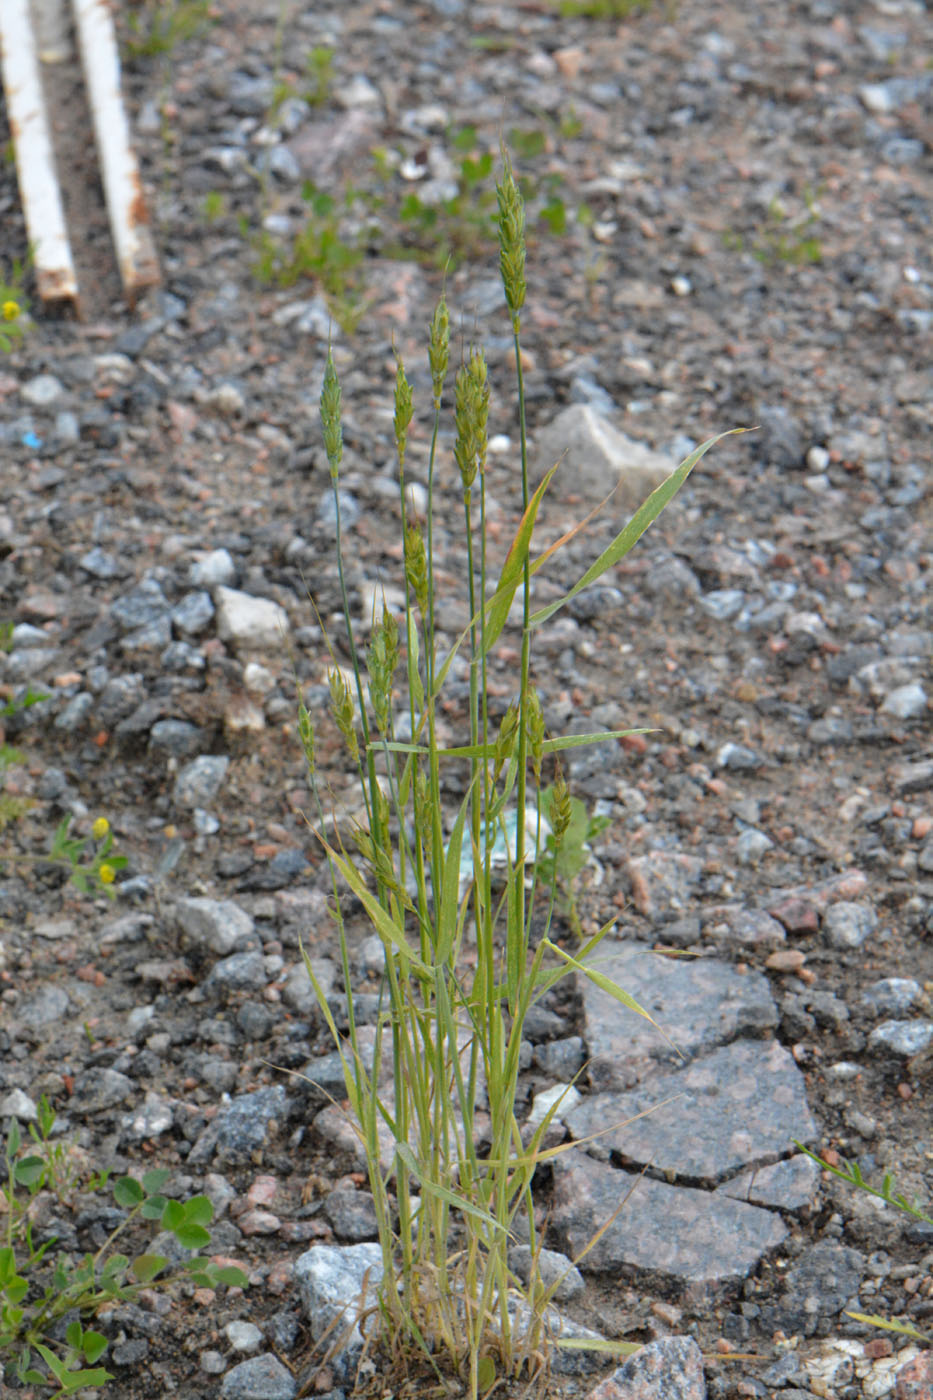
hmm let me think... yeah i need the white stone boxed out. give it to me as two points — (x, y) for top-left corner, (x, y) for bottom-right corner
(294, 1242), (383, 1377)
(880, 682), (927, 719)
(0, 1088), (37, 1120)
(215, 586), (289, 650)
(243, 662), (276, 694)
(175, 896), (255, 955)
(191, 549), (236, 587)
(534, 404), (675, 505)
(527, 1082), (583, 1129)
(224, 1320), (263, 1353)
(21, 374), (63, 406)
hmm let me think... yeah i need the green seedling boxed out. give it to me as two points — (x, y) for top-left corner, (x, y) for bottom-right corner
(124, 0), (214, 59)
(0, 261), (30, 354)
(1, 1104), (247, 1397)
(553, 0), (655, 16)
(726, 190), (823, 267)
(536, 783), (610, 937)
(797, 1144), (932, 1342)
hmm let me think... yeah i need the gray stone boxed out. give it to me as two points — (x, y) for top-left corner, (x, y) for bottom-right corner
(642, 555), (701, 600)
(72, 1068), (135, 1112)
(868, 1020), (933, 1058)
(54, 692), (93, 732)
(174, 755), (230, 808)
(588, 1335), (706, 1400)
(175, 896), (256, 955)
(534, 404), (675, 506)
(282, 956), (336, 1014)
(716, 742), (764, 771)
(171, 590), (215, 636)
(533, 1036), (586, 1078)
(122, 616), (173, 652)
(698, 589), (746, 620)
(96, 674), (146, 727)
(626, 851), (704, 918)
(17, 983), (71, 1028)
(510, 1244), (585, 1302)
(191, 549), (236, 587)
(124, 1092), (175, 1141)
(215, 587), (289, 650)
(205, 951), (267, 992)
(715, 1154), (821, 1213)
(861, 978), (922, 1017)
(580, 939), (778, 1090)
(552, 1150), (786, 1299)
(294, 1243), (383, 1380)
(191, 1053), (239, 1093)
(701, 905), (785, 951)
(110, 577), (170, 631)
(238, 847), (311, 891)
(149, 719), (205, 758)
(323, 1187), (379, 1241)
(757, 405), (804, 467)
(893, 759), (933, 795)
(762, 1243), (864, 1337)
(735, 829), (774, 865)
(79, 547), (128, 579)
(189, 1086), (290, 1165)
(822, 901), (878, 949)
(565, 1039), (816, 1185)
(220, 1353), (296, 1400)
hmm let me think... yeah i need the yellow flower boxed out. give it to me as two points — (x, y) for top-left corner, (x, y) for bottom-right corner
(98, 863), (116, 885)
(2, 301), (19, 322)
(92, 817), (110, 840)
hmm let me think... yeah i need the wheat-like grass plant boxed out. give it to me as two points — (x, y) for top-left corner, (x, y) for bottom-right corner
(299, 155), (734, 1398)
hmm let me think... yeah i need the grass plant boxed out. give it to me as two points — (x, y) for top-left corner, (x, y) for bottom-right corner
(298, 156), (734, 1397)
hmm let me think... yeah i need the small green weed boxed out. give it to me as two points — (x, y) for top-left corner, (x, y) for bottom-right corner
(2, 1102), (247, 1397)
(124, 0), (214, 59)
(797, 1144), (932, 1342)
(0, 688), (126, 894)
(726, 191), (823, 267)
(303, 45), (335, 107)
(202, 190), (227, 222)
(553, 0), (655, 17)
(0, 262), (30, 354)
(536, 783), (610, 937)
(249, 181), (369, 331)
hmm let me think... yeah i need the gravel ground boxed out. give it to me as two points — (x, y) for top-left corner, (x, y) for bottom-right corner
(0, 1), (932, 1398)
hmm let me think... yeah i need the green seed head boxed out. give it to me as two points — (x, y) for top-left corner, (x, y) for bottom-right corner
(526, 688), (545, 783)
(298, 700), (316, 777)
(404, 524), (429, 613)
(367, 605), (400, 734)
(328, 668), (359, 762)
(320, 349), (343, 478)
(394, 357), (414, 469)
(547, 772), (573, 849)
(453, 349), (489, 496)
(497, 155), (526, 320)
(494, 700), (520, 780)
(428, 297), (449, 406)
